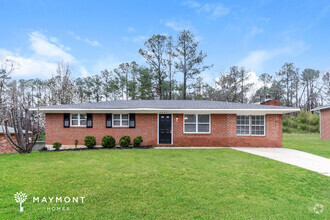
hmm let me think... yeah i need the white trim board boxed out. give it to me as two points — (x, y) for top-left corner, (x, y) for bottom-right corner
(32, 108), (300, 115)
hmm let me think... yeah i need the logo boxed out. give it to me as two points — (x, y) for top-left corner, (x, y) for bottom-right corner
(14, 192), (27, 212)
(313, 203), (324, 214)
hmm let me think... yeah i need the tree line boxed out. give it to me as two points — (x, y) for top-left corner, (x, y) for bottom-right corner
(1, 30), (330, 124)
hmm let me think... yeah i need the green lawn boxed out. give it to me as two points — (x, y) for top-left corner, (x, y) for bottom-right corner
(283, 133), (330, 158)
(0, 148), (329, 219)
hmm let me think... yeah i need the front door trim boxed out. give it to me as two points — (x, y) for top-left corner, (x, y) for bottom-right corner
(157, 113), (173, 145)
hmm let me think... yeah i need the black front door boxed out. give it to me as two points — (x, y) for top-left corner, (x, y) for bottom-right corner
(159, 114), (172, 144)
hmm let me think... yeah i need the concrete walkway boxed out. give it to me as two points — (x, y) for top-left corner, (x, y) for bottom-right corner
(231, 147), (330, 177)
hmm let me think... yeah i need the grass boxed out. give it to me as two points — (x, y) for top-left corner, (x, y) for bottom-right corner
(0, 148), (329, 219)
(283, 133), (330, 158)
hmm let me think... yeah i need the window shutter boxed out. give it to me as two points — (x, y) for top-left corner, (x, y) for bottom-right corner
(106, 114), (112, 128)
(129, 113), (135, 128)
(86, 113), (93, 128)
(64, 113), (70, 128)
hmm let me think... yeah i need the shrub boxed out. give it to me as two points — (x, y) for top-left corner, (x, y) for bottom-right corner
(52, 142), (62, 150)
(102, 135), (116, 148)
(119, 136), (131, 147)
(74, 139), (79, 148)
(133, 136), (143, 147)
(84, 136), (96, 149)
(282, 127), (291, 133)
(297, 124), (307, 131)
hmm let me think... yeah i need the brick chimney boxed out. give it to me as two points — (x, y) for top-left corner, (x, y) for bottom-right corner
(261, 99), (281, 106)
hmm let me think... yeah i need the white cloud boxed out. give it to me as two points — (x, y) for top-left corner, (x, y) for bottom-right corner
(246, 71), (264, 99)
(248, 26), (264, 37)
(7, 56), (57, 78)
(0, 31), (89, 78)
(67, 31), (101, 47)
(122, 35), (148, 43)
(238, 41), (308, 72)
(92, 55), (121, 74)
(182, 0), (201, 8)
(183, 1), (230, 19)
(127, 27), (135, 32)
(29, 31), (75, 62)
(163, 20), (191, 31)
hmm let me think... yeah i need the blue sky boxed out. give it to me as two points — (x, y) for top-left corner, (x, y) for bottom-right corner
(1, 0), (330, 84)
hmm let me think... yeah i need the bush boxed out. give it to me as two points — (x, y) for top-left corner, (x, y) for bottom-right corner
(84, 136), (96, 149)
(133, 136), (143, 147)
(52, 142), (62, 150)
(282, 127), (291, 133)
(282, 111), (320, 134)
(102, 135), (116, 148)
(297, 124), (307, 131)
(119, 136), (131, 147)
(74, 139), (79, 148)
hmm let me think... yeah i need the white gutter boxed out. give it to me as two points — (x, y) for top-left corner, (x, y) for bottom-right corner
(30, 108), (300, 115)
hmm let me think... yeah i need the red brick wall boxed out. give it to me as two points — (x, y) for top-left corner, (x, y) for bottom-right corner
(0, 134), (17, 155)
(46, 113), (282, 147)
(173, 114), (282, 147)
(320, 109), (330, 139)
(46, 114), (158, 147)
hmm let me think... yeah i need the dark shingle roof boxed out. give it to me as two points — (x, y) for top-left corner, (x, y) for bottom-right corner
(34, 100), (296, 110)
(311, 105), (330, 111)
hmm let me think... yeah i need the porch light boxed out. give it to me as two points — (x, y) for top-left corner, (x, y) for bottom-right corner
(176, 115), (178, 121)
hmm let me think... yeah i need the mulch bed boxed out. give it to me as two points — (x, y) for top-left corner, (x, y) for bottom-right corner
(39, 146), (154, 152)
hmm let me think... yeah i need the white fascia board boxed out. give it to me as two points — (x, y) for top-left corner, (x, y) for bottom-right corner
(33, 108), (300, 115)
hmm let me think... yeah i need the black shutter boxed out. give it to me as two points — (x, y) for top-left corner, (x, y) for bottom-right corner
(87, 113), (93, 128)
(64, 113), (70, 128)
(106, 114), (112, 128)
(129, 113), (135, 128)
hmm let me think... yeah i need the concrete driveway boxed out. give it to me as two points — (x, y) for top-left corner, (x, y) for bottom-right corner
(231, 147), (330, 176)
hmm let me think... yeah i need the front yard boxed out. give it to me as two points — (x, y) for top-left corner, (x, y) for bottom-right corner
(283, 133), (330, 158)
(0, 139), (329, 219)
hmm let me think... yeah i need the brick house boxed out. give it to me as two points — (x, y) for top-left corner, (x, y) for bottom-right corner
(0, 127), (18, 155)
(312, 105), (330, 139)
(32, 100), (299, 149)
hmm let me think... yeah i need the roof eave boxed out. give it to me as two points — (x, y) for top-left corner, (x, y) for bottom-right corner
(32, 108), (300, 115)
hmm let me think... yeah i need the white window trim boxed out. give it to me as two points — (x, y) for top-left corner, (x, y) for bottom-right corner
(183, 114), (211, 134)
(236, 115), (266, 136)
(70, 113), (87, 127)
(112, 114), (129, 127)
(251, 115), (266, 136)
(236, 115), (250, 136)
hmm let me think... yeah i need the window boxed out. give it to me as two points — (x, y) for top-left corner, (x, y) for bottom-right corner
(113, 114), (129, 127)
(236, 115), (250, 135)
(184, 114), (210, 133)
(236, 115), (265, 136)
(251, 115), (265, 135)
(71, 114), (86, 126)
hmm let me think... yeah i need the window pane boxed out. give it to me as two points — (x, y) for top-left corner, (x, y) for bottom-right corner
(252, 126), (264, 135)
(198, 124), (209, 132)
(114, 114), (120, 119)
(237, 125), (249, 135)
(184, 114), (196, 123)
(198, 114), (209, 123)
(252, 116), (264, 125)
(185, 124), (196, 132)
(80, 114), (86, 120)
(122, 114), (129, 120)
(113, 120), (120, 126)
(71, 114), (78, 119)
(71, 120), (78, 125)
(122, 120), (129, 126)
(80, 120), (86, 126)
